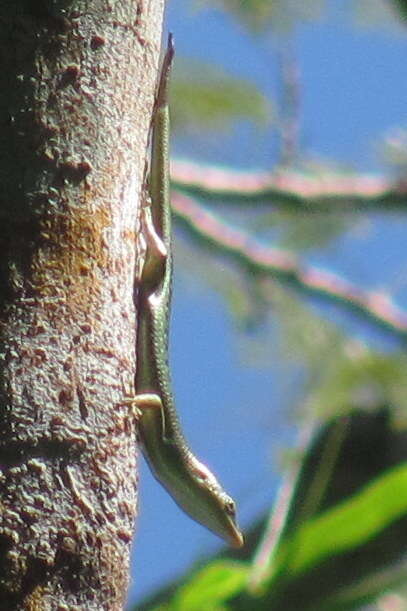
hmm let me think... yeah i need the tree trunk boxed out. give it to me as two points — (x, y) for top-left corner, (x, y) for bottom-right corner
(0, 1), (163, 608)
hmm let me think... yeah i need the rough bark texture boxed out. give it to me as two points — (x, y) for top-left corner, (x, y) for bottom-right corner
(0, 1), (164, 608)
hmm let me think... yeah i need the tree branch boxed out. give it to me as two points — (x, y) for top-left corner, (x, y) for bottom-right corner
(172, 192), (407, 343)
(172, 161), (407, 211)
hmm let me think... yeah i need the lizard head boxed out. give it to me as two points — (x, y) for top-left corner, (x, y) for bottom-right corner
(136, 396), (243, 547)
(185, 458), (244, 548)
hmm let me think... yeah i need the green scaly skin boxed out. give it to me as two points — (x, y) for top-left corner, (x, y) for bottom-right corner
(134, 34), (243, 548)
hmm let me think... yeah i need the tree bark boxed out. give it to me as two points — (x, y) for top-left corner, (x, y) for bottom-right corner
(0, 1), (163, 608)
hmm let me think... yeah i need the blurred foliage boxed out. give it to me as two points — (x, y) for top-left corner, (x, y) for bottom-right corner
(305, 346), (407, 419)
(246, 408), (407, 610)
(380, 127), (407, 171)
(136, 409), (407, 611)
(171, 60), (270, 134)
(354, 0), (407, 29)
(260, 287), (407, 418)
(151, 562), (248, 611)
(253, 210), (354, 251)
(392, 0), (407, 21)
(195, 0), (325, 32)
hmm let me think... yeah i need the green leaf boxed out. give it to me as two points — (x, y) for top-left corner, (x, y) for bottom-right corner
(248, 409), (407, 609)
(278, 462), (407, 577)
(170, 561), (248, 611)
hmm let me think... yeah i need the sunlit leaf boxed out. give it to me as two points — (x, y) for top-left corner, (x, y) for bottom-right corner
(266, 463), (406, 583)
(170, 561), (248, 611)
(249, 410), (407, 610)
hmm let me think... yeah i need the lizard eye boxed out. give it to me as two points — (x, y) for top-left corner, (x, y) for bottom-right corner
(224, 497), (236, 517)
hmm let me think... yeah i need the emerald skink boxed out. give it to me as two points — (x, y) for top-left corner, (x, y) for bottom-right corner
(133, 34), (243, 548)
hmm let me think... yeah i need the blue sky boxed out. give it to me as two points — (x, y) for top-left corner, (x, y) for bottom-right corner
(127, 1), (407, 606)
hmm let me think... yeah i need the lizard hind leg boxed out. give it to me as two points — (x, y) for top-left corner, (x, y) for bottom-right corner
(133, 393), (163, 411)
(133, 393), (167, 449)
(138, 202), (168, 292)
